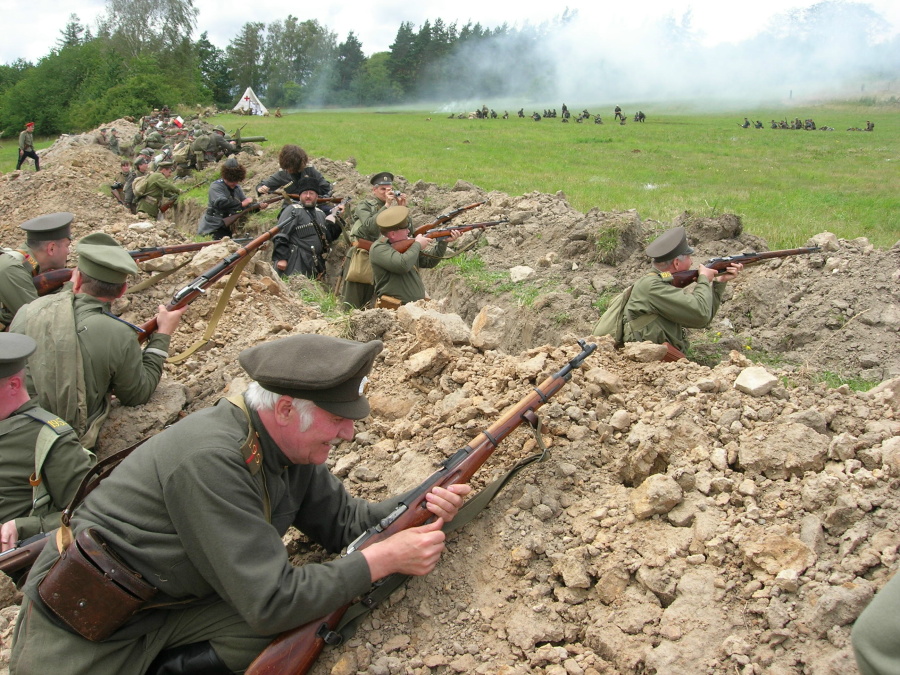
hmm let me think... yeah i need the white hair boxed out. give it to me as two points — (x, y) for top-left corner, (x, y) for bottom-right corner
(244, 382), (315, 432)
(652, 253), (690, 272)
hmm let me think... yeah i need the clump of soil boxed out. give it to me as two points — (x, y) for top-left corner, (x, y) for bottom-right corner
(0, 126), (897, 675)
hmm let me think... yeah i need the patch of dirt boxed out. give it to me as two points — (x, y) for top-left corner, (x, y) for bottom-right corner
(0, 126), (898, 675)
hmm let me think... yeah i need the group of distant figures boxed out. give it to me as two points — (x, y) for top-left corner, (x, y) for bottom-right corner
(739, 117), (873, 132)
(447, 104), (646, 126)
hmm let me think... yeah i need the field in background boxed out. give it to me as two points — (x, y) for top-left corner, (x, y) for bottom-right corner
(224, 104), (898, 249)
(3, 103), (897, 249)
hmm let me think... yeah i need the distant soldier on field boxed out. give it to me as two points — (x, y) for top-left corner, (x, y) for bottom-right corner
(17, 122), (39, 171)
(740, 118), (751, 129)
(614, 105), (624, 122)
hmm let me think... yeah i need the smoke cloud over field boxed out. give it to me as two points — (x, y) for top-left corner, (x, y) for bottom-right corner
(426, 2), (900, 109)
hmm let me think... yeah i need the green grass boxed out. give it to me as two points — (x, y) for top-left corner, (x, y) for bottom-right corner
(4, 101), (897, 250)
(0, 136), (55, 173)
(812, 370), (879, 392)
(208, 102), (897, 249)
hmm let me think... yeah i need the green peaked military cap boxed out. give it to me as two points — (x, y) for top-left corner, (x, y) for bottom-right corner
(239, 335), (383, 420)
(20, 212), (73, 241)
(157, 160), (174, 168)
(645, 226), (694, 263)
(376, 206), (410, 231)
(370, 172), (394, 186)
(77, 232), (139, 284)
(0, 333), (37, 378)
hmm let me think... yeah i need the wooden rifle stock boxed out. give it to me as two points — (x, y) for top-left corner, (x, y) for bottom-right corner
(245, 340), (597, 675)
(412, 200), (487, 236)
(0, 532), (52, 576)
(31, 239), (254, 296)
(136, 223), (284, 343)
(355, 220), (507, 255)
(669, 246), (821, 288)
(222, 195), (285, 229)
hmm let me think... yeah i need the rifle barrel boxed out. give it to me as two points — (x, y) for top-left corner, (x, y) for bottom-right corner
(137, 223), (284, 342)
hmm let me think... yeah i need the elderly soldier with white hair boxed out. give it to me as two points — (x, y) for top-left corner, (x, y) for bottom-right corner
(10, 334), (470, 675)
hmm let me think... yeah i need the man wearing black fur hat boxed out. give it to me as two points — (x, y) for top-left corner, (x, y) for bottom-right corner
(272, 178), (343, 279)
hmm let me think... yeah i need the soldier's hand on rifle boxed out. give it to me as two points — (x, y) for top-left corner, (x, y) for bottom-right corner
(155, 304), (188, 336)
(414, 234), (432, 249)
(697, 264), (718, 283)
(241, 197), (254, 207)
(0, 520), (18, 553)
(258, 185), (270, 195)
(714, 262), (743, 283)
(258, 202), (269, 210)
(276, 260), (287, 271)
(423, 484), (471, 521)
(362, 519), (447, 580)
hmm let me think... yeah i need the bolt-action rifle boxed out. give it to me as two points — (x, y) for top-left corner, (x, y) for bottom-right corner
(245, 339), (597, 675)
(669, 246), (821, 288)
(31, 239), (254, 297)
(0, 532), (52, 577)
(412, 200), (487, 236)
(135, 222), (283, 343)
(159, 178), (211, 214)
(222, 194), (287, 229)
(355, 219), (508, 254)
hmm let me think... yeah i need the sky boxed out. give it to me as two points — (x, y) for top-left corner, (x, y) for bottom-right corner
(5, 0), (899, 66)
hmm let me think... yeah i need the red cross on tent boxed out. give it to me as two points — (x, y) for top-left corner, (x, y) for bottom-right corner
(245, 96), (250, 101)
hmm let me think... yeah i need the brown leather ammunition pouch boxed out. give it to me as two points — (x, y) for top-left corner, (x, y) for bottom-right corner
(38, 528), (158, 641)
(374, 295), (402, 311)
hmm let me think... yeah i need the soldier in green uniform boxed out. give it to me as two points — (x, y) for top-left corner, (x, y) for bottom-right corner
(108, 128), (121, 156)
(340, 172), (411, 309)
(0, 213), (74, 330)
(207, 125), (236, 162)
(9, 233), (186, 449)
(144, 129), (165, 149)
(620, 227), (742, 356)
(0, 333), (94, 552)
(10, 334), (470, 675)
(135, 160), (183, 220)
(853, 574), (900, 674)
(16, 122), (39, 171)
(369, 206), (457, 307)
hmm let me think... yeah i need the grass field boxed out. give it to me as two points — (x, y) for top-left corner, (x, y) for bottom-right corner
(3, 102), (897, 249)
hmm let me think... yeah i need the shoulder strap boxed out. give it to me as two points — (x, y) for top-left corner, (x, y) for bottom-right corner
(224, 395), (270, 523)
(20, 408), (76, 512)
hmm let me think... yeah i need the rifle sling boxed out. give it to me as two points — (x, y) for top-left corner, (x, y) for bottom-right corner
(127, 258), (193, 294)
(166, 250), (256, 364)
(323, 415), (551, 646)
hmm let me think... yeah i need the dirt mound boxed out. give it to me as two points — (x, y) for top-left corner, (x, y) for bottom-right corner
(0, 127), (898, 675)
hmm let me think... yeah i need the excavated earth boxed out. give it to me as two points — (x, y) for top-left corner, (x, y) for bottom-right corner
(0, 126), (898, 675)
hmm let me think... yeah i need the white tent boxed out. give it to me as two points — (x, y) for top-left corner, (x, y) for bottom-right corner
(233, 87), (268, 116)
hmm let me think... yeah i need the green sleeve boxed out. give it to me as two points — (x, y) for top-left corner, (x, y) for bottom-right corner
(109, 332), (172, 407)
(350, 199), (385, 241)
(370, 240), (422, 273)
(0, 260), (38, 325)
(645, 275), (719, 328)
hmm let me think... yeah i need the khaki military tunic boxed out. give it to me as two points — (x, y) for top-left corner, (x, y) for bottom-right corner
(0, 247), (39, 328)
(0, 400), (93, 541)
(622, 271), (727, 353)
(12, 398), (403, 674)
(10, 292), (171, 430)
(136, 171), (181, 218)
(370, 237), (447, 305)
(341, 197), (412, 309)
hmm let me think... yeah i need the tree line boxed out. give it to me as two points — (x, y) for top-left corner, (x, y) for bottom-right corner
(0, 0), (572, 135)
(1, 0), (895, 136)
